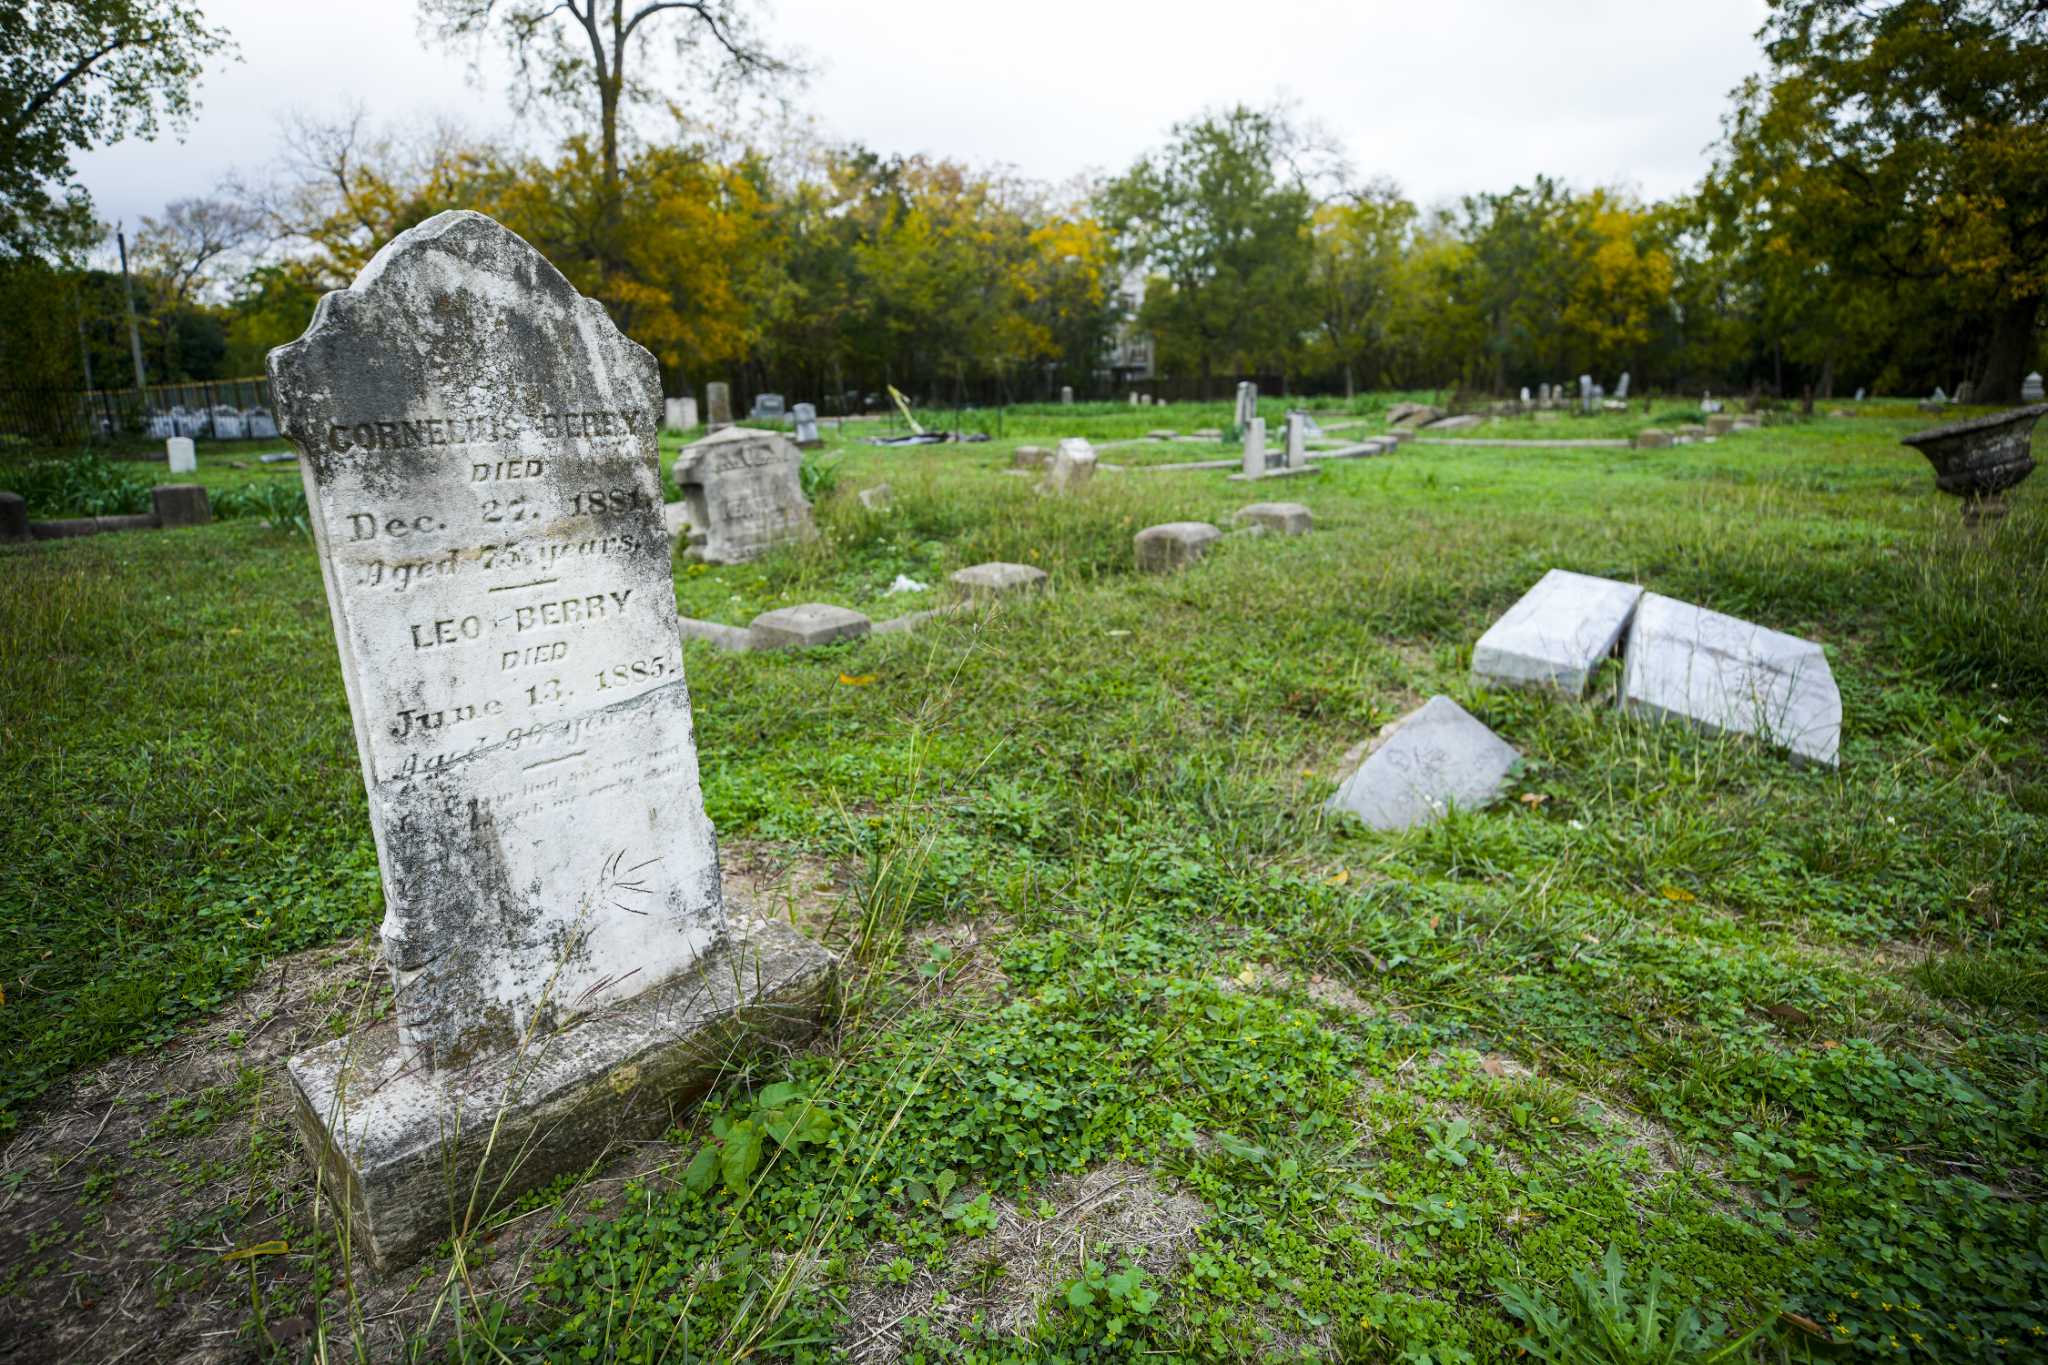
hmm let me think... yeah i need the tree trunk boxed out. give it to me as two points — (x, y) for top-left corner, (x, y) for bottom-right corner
(1344, 361), (1355, 400)
(1976, 294), (2042, 404)
(1818, 351), (1835, 401)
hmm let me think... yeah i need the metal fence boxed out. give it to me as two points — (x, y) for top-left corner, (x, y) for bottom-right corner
(0, 377), (277, 446)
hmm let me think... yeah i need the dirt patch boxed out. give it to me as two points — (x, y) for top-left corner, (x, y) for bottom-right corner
(723, 837), (853, 946)
(840, 1163), (1206, 1362)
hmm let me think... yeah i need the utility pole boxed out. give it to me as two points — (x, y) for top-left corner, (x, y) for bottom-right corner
(116, 225), (148, 426)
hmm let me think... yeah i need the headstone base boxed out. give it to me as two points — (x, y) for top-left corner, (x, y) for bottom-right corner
(287, 912), (836, 1271)
(1224, 466), (1320, 483)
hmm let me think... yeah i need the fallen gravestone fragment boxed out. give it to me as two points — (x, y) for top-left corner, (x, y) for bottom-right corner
(1325, 695), (1520, 831)
(1422, 414), (1482, 432)
(1471, 569), (1642, 698)
(267, 210), (833, 1270)
(1134, 521), (1220, 572)
(1620, 593), (1841, 766)
(670, 426), (815, 563)
(1231, 502), (1312, 535)
(1385, 403), (1440, 429)
(749, 602), (872, 649)
(950, 562), (1049, 597)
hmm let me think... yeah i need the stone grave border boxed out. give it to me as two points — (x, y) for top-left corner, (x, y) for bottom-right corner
(1, 485), (212, 544)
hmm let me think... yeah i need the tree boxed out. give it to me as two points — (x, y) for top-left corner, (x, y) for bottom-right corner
(134, 196), (264, 305)
(1715, 0), (2048, 400)
(1308, 181), (1415, 395)
(418, 0), (795, 191)
(1099, 105), (1320, 394)
(0, 0), (234, 259)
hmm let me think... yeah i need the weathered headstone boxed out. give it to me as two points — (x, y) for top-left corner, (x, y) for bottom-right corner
(791, 402), (820, 448)
(1240, 417), (1268, 478)
(1041, 437), (1097, 494)
(1520, 386), (1531, 404)
(245, 407), (281, 439)
(1128, 391), (1139, 406)
(664, 396), (700, 431)
(705, 381), (733, 431)
(670, 426), (815, 563)
(1853, 387), (1866, 403)
(267, 210), (833, 1268)
(151, 483), (211, 528)
(166, 436), (197, 474)
(2024, 373), (2045, 402)
(0, 490), (27, 543)
(1635, 429), (1672, 449)
(1013, 445), (1051, 469)
(1620, 593), (1840, 766)
(1061, 385), (1074, 404)
(1579, 375), (1593, 414)
(1955, 380), (1973, 405)
(1134, 521), (1219, 572)
(1324, 695), (1519, 832)
(1705, 414), (1735, 436)
(1614, 372), (1631, 400)
(1471, 569), (1642, 698)
(750, 392), (786, 423)
(1234, 381), (1259, 429)
(1931, 386), (1948, 404)
(209, 404), (245, 440)
(1284, 412), (1308, 469)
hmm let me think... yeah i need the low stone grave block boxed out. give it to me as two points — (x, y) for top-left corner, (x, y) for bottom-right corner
(950, 561), (1049, 597)
(267, 210), (832, 1268)
(1231, 502), (1312, 535)
(1013, 445), (1051, 469)
(1635, 430), (1673, 449)
(1705, 414), (1735, 436)
(1324, 695), (1520, 831)
(1134, 521), (1220, 572)
(1040, 438), (1096, 494)
(1471, 569), (1641, 698)
(749, 602), (871, 649)
(151, 484), (212, 528)
(1620, 593), (1841, 766)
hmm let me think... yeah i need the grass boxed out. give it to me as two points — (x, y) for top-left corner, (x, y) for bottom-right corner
(1, 397), (2045, 1361)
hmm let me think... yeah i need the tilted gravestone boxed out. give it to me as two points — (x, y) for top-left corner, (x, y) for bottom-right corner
(1620, 593), (1840, 766)
(1614, 372), (1631, 400)
(1041, 437), (1097, 494)
(670, 426), (815, 563)
(267, 211), (833, 1269)
(1471, 569), (1642, 698)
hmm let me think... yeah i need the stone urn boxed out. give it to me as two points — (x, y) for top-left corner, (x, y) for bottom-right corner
(1900, 403), (2045, 522)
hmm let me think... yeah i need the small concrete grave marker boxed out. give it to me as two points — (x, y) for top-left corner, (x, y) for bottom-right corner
(750, 392), (786, 422)
(749, 602), (870, 649)
(1325, 695), (1519, 832)
(670, 426), (815, 563)
(705, 381), (733, 430)
(166, 436), (196, 473)
(1620, 593), (1841, 766)
(664, 396), (700, 430)
(267, 210), (832, 1268)
(1471, 569), (1642, 698)
(1231, 502), (1312, 535)
(1061, 385), (1074, 404)
(2024, 373), (2044, 402)
(1041, 438), (1097, 494)
(1240, 417), (1267, 478)
(1134, 521), (1219, 572)
(1520, 386), (1531, 404)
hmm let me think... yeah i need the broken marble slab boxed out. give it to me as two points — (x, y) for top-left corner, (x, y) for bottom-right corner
(1471, 569), (1643, 698)
(1324, 695), (1520, 832)
(1619, 593), (1841, 766)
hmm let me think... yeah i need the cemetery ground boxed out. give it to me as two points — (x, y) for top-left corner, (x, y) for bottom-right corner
(1, 399), (2045, 1363)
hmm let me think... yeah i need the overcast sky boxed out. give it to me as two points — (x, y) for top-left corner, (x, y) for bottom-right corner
(72, 0), (1775, 235)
